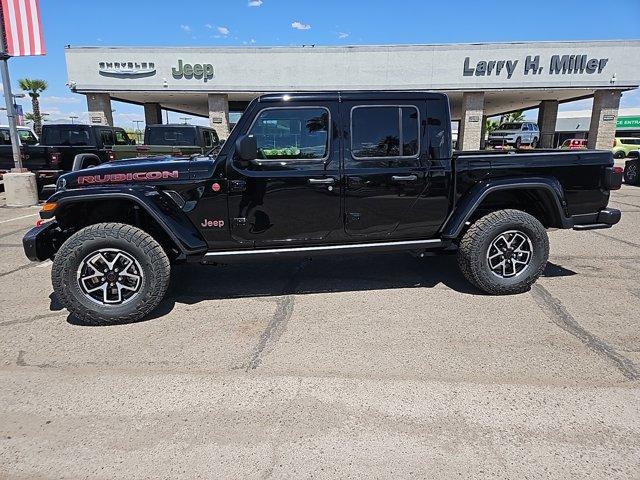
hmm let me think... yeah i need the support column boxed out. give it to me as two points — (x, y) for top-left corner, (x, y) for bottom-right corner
(144, 103), (163, 125)
(480, 115), (488, 149)
(458, 92), (484, 151)
(537, 100), (558, 148)
(208, 93), (230, 140)
(588, 90), (622, 150)
(86, 93), (113, 126)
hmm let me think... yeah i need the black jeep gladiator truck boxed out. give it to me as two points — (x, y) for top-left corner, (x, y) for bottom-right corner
(22, 91), (623, 324)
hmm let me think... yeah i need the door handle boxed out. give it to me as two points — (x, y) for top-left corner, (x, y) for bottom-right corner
(308, 178), (335, 185)
(391, 174), (418, 182)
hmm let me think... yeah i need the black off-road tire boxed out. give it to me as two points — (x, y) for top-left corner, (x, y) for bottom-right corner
(51, 223), (170, 325)
(623, 160), (639, 185)
(457, 209), (549, 295)
(531, 137), (538, 148)
(613, 150), (626, 159)
(514, 137), (522, 149)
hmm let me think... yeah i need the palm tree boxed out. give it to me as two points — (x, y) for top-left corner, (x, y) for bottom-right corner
(500, 110), (525, 124)
(18, 78), (47, 135)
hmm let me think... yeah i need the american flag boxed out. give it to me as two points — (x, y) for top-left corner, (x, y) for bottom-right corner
(0, 0), (45, 57)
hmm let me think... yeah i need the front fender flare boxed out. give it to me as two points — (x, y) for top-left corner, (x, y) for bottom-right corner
(441, 177), (571, 239)
(48, 188), (207, 257)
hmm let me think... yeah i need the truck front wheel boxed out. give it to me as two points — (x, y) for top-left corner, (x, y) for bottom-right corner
(51, 223), (170, 325)
(457, 209), (549, 294)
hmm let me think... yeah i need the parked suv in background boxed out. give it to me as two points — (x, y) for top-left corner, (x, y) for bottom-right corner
(488, 122), (539, 148)
(612, 137), (640, 159)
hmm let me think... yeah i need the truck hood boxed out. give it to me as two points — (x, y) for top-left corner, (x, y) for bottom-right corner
(60, 155), (194, 188)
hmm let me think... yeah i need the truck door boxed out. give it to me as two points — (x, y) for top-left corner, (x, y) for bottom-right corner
(226, 102), (341, 246)
(341, 100), (447, 240)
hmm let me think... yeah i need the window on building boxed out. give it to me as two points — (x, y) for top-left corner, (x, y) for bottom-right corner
(351, 106), (419, 158)
(248, 107), (329, 160)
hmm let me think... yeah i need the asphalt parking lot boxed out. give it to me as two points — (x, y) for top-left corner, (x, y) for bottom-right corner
(0, 184), (639, 479)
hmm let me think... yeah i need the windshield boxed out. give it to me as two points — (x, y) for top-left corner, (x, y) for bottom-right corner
(497, 123), (523, 130)
(147, 127), (198, 146)
(41, 125), (91, 146)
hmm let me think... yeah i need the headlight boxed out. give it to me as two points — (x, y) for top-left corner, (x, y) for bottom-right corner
(56, 177), (67, 191)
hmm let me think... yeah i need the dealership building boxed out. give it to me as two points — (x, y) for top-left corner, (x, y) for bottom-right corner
(64, 40), (640, 150)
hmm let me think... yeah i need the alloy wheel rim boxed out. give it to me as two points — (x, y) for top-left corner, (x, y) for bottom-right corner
(77, 248), (143, 305)
(486, 230), (533, 279)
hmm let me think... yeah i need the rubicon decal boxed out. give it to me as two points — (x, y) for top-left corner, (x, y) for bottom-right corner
(201, 219), (225, 228)
(77, 170), (179, 185)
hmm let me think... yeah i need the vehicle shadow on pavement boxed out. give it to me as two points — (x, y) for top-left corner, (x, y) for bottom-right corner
(52, 255), (576, 326)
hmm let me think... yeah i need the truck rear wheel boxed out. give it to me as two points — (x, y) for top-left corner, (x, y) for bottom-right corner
(51, 223), (170, 325)
(457, 209), (549, 294)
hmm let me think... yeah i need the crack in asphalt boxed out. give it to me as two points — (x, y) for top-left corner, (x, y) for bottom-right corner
(245, 261), (309, 371)
(592, 231), (640, 249)
(0, 262), (38, 278)
(0, 226), (27, 240)
(0, 312), (67, 328)
(531, 284), (640, 381)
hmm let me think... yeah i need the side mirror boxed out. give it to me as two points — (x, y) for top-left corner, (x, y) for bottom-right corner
(235, 135), (257, 161)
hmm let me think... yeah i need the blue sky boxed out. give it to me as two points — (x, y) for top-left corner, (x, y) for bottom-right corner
(1, 0), (639, 128)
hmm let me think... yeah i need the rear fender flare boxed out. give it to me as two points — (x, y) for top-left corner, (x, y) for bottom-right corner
(52, 190), (207, 257)
(441, 177), (570, 239)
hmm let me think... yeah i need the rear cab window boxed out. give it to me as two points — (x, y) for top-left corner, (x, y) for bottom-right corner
(147, 127), (197, 146)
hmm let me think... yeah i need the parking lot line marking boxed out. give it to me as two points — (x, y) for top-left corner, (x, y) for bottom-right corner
(0, 213), (38, 224)
(37, 260), (53, 268)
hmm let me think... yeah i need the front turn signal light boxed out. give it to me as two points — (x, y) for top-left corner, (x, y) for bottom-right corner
(41, 202), (57, 213)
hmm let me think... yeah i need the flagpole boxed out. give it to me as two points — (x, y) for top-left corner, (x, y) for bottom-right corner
(0, 16), (23, 171)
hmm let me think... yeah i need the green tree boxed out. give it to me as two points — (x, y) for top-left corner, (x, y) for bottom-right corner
(500, 110), (525, 124)
(18, 78), (47, 135)
(485, 118), (499, 134)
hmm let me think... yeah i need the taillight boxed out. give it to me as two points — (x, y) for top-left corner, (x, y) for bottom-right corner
(613, 139), (617, 147)
(50, 152), (60, 166)
(613, 166), (623, 174)
(136, 145), (150, 157)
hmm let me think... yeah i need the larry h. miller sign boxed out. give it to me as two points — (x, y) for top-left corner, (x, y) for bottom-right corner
(463, 54), (609, 79)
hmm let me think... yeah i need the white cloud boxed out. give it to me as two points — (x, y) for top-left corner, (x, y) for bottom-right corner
(217, 26), (230, 36)
(248, 0), (262, 6)
(180, 24), (191, 33)
(291, 21), (311, 30)
(204, 23), (212, 29)
(40, 95), (81, 105)
(338, 32), (349, 39)
(250, 38), (256, 44)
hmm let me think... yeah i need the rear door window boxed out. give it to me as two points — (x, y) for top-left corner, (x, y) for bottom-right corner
(41, 126), (91, 146)
(100, 129), (114, 147)
(350, 105), (419, 159)
(0, 129), (10, 145)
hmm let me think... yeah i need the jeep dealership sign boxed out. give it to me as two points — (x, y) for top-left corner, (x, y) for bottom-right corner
(66, 40), (639, 95)
(463, 54), (609, 79)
